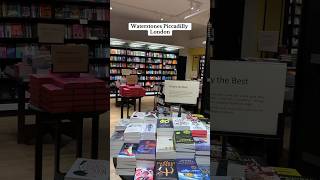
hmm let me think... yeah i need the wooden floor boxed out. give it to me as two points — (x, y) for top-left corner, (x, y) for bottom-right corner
(0, 96), (154, 180)
(109, 96), (155, 180)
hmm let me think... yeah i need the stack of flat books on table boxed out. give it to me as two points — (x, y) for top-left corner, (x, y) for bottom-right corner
(116, 143), (139, 176)
(156, 136), (176, 159)
(157, 118), (174, 136)
(155, 160), (178, 180)
(190, 120), (207, 138)
(124, 123), (143, 143)
(172, 117), (191, 131)
(110, 131), (124, 157)
(194, 136), (210, 166)
(115, 118), (130, 131)
(130, 111), (146, 123)
(176, 159), (203, 180)
(136, 140), (156, 160)
(174, 130), (195, 159)
(141, 123), (156, 140)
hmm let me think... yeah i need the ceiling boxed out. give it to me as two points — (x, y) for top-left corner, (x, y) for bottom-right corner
(110, 0), (210, 27)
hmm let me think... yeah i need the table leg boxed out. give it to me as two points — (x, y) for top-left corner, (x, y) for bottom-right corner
(76, 117), (83, 158)
(121, 99), (124, 119)
(127, 98), (130, 118)
(139, 97), (141, 112)
(35, 113), (43, 180)
(134, 98), (136, 111)
(17, 82), (25, 144)
(91, 114), (99, 159)
(54, 119), (61, 176)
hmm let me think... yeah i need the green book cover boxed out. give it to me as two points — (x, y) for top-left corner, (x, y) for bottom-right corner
(174, 130), (194, 144)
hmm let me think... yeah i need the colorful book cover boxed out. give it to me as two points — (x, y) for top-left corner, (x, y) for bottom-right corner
(198, 165), (210, 180)
(11, 24), (23, 38)
(118, 143), (138, 158)
(134, 167), (154, 180)
(175, 130), (194, 144)
(157, 118), (173, 129)
(176, 159), (203, 180)
(72, 24), (84, 39)
(137, 140), (156, 156)
(155, 160), (178, 180)
(273, 167), (301, 177)
(39, 4), (51, 18)
(194, 137), (210, 151)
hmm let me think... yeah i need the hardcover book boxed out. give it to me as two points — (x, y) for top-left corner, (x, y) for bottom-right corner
(176, 159), (203, 180)
(175, 130), (194, 144)
(155, 160), (178, 180)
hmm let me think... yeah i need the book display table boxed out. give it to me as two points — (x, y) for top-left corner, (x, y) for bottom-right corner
(110, 111), (210, 180)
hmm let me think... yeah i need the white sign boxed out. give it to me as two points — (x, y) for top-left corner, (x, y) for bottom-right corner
(258, 31), (279, 52)
(128, 23), (192, 36)
(164, 80), (200, 105)
(210, 60), (287, 135)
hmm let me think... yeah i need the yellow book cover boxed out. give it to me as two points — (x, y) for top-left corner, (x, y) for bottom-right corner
(273, 167), (301, 177)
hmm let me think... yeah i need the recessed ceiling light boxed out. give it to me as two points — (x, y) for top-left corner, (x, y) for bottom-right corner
(191, 7), (194, 10)
(202, 40), (206, 45)
(110, 6), (113, 10)
(160, 18), (164, 21)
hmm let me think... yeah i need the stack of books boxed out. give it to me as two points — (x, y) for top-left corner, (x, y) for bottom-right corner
(190, 120), (207, 137)
(156, 136), (176, 159)
(116, 143), (138, 176)
(134, 164), (154, 180)
(194, 136), (210, 166)
(130, 111), (146, 123)
(155, 160), (178, 180)
(136, 140), (156, 160)
(176, 159), (203, 180)
(174, 130), (195, 159)
(110, 131), (124, 158)
(124, 123), (143, 143)
(144, 111), (158, 123)
(198, 165), (210, 180)
(172, 117), (191, 131)
(115, 118), (130, 132)
(157, 118), (174, 136)
(141, 123), (156, 140)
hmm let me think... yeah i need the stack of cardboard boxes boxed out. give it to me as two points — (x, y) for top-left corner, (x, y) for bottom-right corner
(30, 74), (109, 113)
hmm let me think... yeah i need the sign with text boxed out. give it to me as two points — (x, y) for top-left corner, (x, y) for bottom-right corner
(128, 23), (192, 36)
(164, 80), (200, 104)
(210, 60), (286, 135)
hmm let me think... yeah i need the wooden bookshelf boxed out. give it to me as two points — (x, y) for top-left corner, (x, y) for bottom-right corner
(110, 47), (178, 93)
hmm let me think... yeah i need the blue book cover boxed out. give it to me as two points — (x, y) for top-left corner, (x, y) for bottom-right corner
(118, 143), (138, 158)
(137, 140), (156, 155)
(198, 165), (210, 180)
(194, 137), (210, 151)
(176, 159), (203, 180)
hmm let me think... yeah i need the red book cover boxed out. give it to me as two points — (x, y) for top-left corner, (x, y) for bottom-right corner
(39, 4), (52, 18)
(11, 24), (23, 38)
(72, 24), (84, 39)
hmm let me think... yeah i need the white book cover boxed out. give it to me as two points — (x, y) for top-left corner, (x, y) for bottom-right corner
(156, 136), (174, 152)
(190, 121), (207, 131)
(172, 117), (191, 129)
(124, 123), (144, 134)
(142, 123), (156, 135)
(130, 112), (146, 122)
(115, 118), (131, 131)
(65, 158), (108, 180)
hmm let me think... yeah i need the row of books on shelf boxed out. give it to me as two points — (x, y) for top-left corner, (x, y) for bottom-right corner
(0, 24), (33, 38)
(146, 64), (162, 69)
(0, 44), (108, 59)
(146, 70), (162, 75)
(163, 65), (177, 70)
(163, 59), (177, 65)
(127, 57), (145, 63)
(127, 63), (145, 69)
(110, 56), (126, 62)
(110, 62), (126, 68)
(65, 24), (106, 40)
(89, 64), (107, 79)
(0, 3), (109, 21)
(162, 70), (177, 75)
(110, 49), (177, 58)
(110, 75), (177, 81)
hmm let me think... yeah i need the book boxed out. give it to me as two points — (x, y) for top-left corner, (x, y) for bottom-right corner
(124, 123), (143, 143)
(155, 160), (178, 180)
(6, 3), (20, 17)
(64, 158), (108, 180)
(134, 167), (154, 180)
(72, 24), (84, 39)
(198, 165), (210, 180)
(115, 118), (130, 131)
(141, 122), (156, 140)
(136, 140), (156, 160)
(118, 143), (138, 158)
(190, 120), (207, 137)
(157, 118), (174, 136)
(130, 111), (146, 122)
(7, 46), (16, 58)
(39, 4), (51, 18)
(156, 136), (175, 159)
(194, 137), (210, 155)
(110, 131), (124, 157)
(21, 5), (31, 17)
(176, 159), (203, 180)
(11, 24), (23, 38)
(273, 167), (301, 177)
(0, 25), (4, 38)
(172, 117), (191, 131)
(175, 130), (194, 144)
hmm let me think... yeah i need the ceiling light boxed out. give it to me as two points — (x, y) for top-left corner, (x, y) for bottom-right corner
(130, 42), (146, 48)
(191, 7), (194, 10)
(165, 47), (178, 51)
(110, 39), (125, 46)
(160, 18), (164, 21)
(149, 45), (163, 50)
(184, 9), (204, 20)
(110, 6), (113, 10)
(202, 40), (206, 45)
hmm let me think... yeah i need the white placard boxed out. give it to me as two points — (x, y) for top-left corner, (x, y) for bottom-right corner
(210, 60), (286, 135)
(80, 19), (88, 25)
(258, 31), (279, 52)
(164, 80), (200, 105)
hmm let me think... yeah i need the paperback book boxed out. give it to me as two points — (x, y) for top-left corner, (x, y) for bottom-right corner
(155, 160), (178, 180)
(176, 159), (203, 180)
(136, 140), (156, 160)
